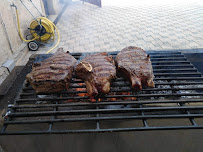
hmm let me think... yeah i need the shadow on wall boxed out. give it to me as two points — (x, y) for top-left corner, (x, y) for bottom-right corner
(82, 0), (101, 7)
(42, 0), (67, 15)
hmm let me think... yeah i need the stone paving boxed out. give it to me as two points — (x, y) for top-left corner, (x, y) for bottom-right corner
(18, 0), (203, 64)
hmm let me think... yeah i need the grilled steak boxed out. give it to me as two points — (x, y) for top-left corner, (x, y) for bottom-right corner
(26, 48), (77, 93)
(116, 46), (155, 91)
(76, 52), (116, 97)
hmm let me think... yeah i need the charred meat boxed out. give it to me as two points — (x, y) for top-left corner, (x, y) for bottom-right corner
(116, 46), (155, 91)
(26, 48), (77, 93)
(76, 52), (116, 97)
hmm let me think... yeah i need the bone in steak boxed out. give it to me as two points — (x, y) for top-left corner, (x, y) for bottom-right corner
(76, 52), (116, 97)
(116, 46), (155, 91)
(26, 48), (77, 93)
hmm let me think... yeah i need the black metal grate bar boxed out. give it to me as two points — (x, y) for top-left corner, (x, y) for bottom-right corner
(6, 106), (203, 117)
(48, 101), (58, 131)
(96, 99), (100, 130)
(1, 51), (203, 135)
(18, 87), (203, 96)
(15, 92), (203, 103)
(4, 114), (203, 125)
(7, 98), (203, 109)
(1, 126), (203, 135)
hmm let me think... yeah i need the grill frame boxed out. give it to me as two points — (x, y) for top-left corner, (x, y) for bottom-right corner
(1, 50), (203, 135)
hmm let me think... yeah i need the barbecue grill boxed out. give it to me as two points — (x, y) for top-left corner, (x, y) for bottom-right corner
(1, 50), (203, 136)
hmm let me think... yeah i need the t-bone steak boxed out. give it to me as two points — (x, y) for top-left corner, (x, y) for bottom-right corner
(116, 46), (155, 91)
(76, 52), (116, 97)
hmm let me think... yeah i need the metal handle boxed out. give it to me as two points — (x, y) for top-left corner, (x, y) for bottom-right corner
(19, 0), (42, 28)
(29, 0), (43, 17)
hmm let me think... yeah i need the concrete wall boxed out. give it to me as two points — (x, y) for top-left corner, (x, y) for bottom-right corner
(0, 0), (44, 84)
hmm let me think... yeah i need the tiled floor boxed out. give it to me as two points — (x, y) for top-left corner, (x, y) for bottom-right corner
(41, 0), (203, 53)
(18, 0), (203, 64)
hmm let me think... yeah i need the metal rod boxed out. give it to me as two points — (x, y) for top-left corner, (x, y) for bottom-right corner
(29, 0), (43, 16)
(5, 114), (203, 125)
(70, 77), (203, 83)
(151, 61), (190, 64)
(154, 73), (201, 76)
(111, 81), (203, 86)
(186, 110), (198, 126)
(103, 93), (203, 98)
(48, 101), (58, 131)
(16, 92), (203, 103)
(9, 98), (203, 109)
(153, 68), (197, 72)
(148, 52), (181, 55)
(149, 55), (184, 58)
(8, 106), (203, 117)
(19, 0), (41, 28)
(152, 65), (194, 68)
(19, 87), (203, 96)
(150, 58), (187, 61)
(69, 81), (203, 88)
(74, 77), (203, 83)
(109, 52), (182, 56)
(154, 77), (203, 80)
(139, 105), (149, 127)
(178, 103), (198, 126)
(96, 98), (100, 130)
(20, 0), (37, 20)
(1, 126), (203, 135)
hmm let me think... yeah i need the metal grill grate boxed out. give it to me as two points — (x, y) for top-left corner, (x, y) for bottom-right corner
(1, 51), (203, 135)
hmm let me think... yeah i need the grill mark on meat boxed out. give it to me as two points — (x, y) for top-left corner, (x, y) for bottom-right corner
(43, 60), (73, 64)
(119, 61), (150, 67)
(46, 57), (73, 61)
(94, 67), (116, 73)
(96, 72), (111, 77)
(91, 62), (113, 68)
(95, 68), (115, 74)
(118, 56), (148, 60)
(116, 46), (155, 91)
(32, 69), (67, 77)
(49, 64), (71, 70)
(32, 63), (72, 71)
(26, 48), (77, 93)
(76, 52), (116, 97)
(34, 74), (67, 81)
(84, 58), (109, 63)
